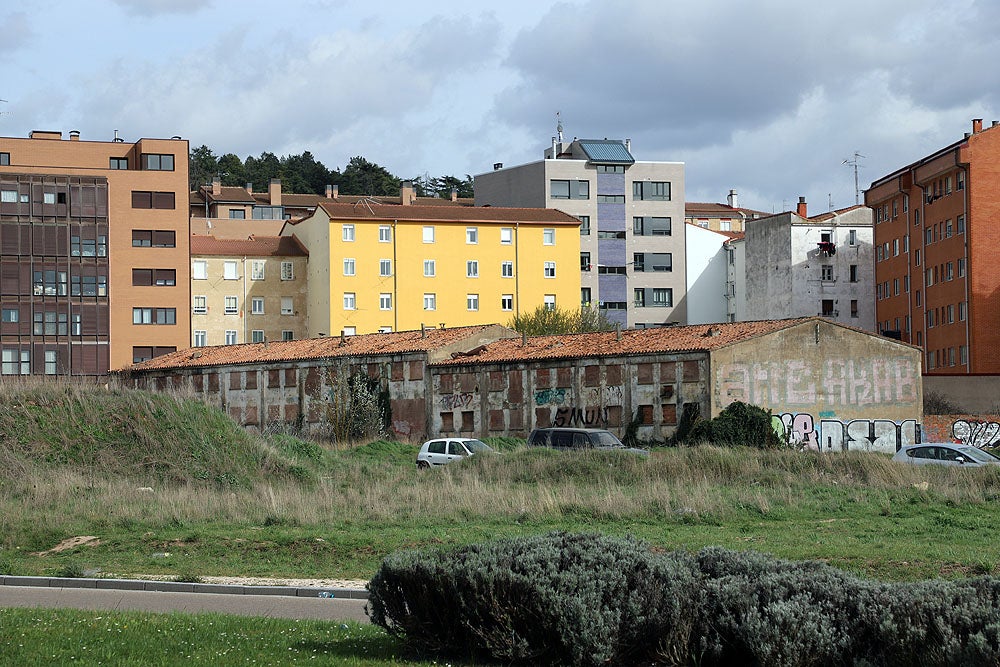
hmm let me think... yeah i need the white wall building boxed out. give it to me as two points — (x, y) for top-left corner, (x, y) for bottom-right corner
(684, 223), (734, 325)
(743, 199), (875, 331)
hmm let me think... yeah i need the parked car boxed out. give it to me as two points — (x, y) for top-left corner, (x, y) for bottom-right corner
(891, 443), (1000, 467)
(416, 437), (494, 468)
(526, 427), (650, 456)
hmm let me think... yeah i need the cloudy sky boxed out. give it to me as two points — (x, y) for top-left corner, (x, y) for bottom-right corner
(2, 0), (998, 213)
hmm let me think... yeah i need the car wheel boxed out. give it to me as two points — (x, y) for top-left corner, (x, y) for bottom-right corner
(417, 461), (430, 469)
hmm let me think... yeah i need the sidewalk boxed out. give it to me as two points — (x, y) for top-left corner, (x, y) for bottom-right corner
(0, 574), (368, 599)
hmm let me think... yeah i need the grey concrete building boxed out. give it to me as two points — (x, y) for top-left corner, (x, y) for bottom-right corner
(474, 136), (686, 328)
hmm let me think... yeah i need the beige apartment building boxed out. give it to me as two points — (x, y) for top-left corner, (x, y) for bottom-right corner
(190, 236), (308, 347)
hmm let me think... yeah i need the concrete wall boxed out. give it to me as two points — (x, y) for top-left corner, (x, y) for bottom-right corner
(710, 320), (923, 452)
(684, 224), (729, 325)
(923, 374), (1000, 414)
(744, 215), (793, 319)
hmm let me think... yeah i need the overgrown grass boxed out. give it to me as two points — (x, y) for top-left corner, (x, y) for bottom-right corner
(0, 608), (413, 666)
(1, 380), (1000, 582)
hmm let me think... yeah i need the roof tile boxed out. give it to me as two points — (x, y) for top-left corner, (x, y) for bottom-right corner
(190, 235), (308, 257)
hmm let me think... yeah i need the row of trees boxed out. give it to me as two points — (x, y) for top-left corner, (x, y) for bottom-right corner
(189, 145), (473, 199)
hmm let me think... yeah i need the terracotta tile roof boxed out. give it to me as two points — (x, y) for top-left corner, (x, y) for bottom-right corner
(719, 230), (745, 240)
(124, 325), (512, 372)
(433, 318), (822, 366)
(685, 202), (768, 217)
(304, 201), (580, 225)
(806, 204), (870, 222)
(203, 186), (255, 204)
(190, 235), (308, 257)
(190, 218), (286, 238)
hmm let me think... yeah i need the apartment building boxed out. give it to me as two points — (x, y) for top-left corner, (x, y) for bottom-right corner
(190, 236), (308, 347)
(866, 118), (1000, 373)
(685, 224), (741, 325)
(284, 201), (581, 336)
(474, 137), (686, 328)
(742, 199), (875, 331)
(0, 130), (190, 376)
(685, 190), (765, 232)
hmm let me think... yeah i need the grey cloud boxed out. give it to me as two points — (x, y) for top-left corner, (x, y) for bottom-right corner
(111, 0), (209, 16)
(0, 12), (34, 54)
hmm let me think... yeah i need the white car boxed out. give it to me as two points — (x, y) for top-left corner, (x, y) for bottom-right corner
(891, 443), (1000, 467)
(416, 437), (494, 468)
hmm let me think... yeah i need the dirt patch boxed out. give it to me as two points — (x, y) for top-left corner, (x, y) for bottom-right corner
(34, 536), (101, 555)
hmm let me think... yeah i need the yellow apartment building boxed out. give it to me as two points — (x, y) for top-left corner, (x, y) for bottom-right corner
(189, 236), (308, 347)
(284, 201), (581, 335)
(0, 129), (190, 375)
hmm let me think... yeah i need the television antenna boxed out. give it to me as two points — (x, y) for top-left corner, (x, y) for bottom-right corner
(843, 151), (865, 205)
(0, 99), (10, 117)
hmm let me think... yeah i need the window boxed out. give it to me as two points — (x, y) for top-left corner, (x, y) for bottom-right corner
(957, 214), (966, 234)
(892, 199), (899, 218)
(251, 297), (264, 315)
(946, 262), (954, 281)
(581, 252), (591, 271)
(597, 194), (625, 203)
(1, 307), (17, 323)
(42, 350), (57, 375)
(466, 227), (478, 244)
(131, 191), (175, 209)
(578, 216), (590, 235)
(1, 349), (29, 375)
(946, 219), (953, 237)
(132, 269), (176, 286)
(192, 260), (207, 280)
(424, 260), (436, 277)
(225, 330), (238, 345)
(893, 239), (899, 256)
(501, 261), (513, 278)
(33, 270), (68, 296)
(109, 157), (128, 170)
(0, 152), (10, 166)
(821, 299), (835, 317)
(43, 192), (56, 204)
(597, 165), (625, 173)
(282, 330), (294, 341)
(632, 253), (672, 272)
(851, 300), (859, 318)
(224, 261), (239, 280)
(600, 301), (627, 310)
(343, 292), (356, 310)
(466, 260), (479, 278)
(423, 293), (436, 310)
(544, 261), (556, 278)
(252, 330), (265, 343)
(543, 228), (555, 245)
(132, 230), (175, 248)
(632, 181), (670, 201)
(633, 216), (671, 236)
(342, 224), (355, 241)
(500, 227), (513, 244)
(379, 225), (392, 242)
(544, 295), (556, 310)
(914, 249), (921, 266)
(924, 227), (932, 245)
(193, 330), (206, 347)
(72, 235), (107, 257)
(598, 265), (627, 275)
(849, 265), (858, 282)
(467, 294), (479, 311)
(224, 296), (238, 314)
(247, 260), (264, 281)
(904, 275), (910, 292)
(70, 275), (106, 297)
(903, 235), (909, 253)
(132, 307), (175, 325)
(142, 154), (175, 171)
(192, 295), (207, 314)
(33, 311), (68, 335)
(501, 294), (513, 311)
(634, 288), (645, 307)
(281, 297), (294, 315)
(946, 176), (952, 195)
(423, 226), (435, 243)
(550, 179), (589, 199)
(947, 304), (955, 323)
(252, 206), (285, 220)
(821, 265), (833, 281)
(958, 258), (966, 277)
(229, 209), (246, 219)
(380, 293), (392, 310)
(894, 278), (900, 296)
(0, 190), (16, 203)
(281, 261), (294, 280)
(343, 258), (356, 276)
(916, 290), (922, 306)
(597, 230), (626, 239)
(581, 287), (592, 307)
(380, 259), (392, 277)
(652, 288), (672, 307)
(959, 301), (967, 321)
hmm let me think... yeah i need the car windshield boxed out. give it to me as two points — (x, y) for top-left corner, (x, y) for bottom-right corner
(592, 432), (623, 447)
(463, 439), (493, 453)
(957, 446), (1000, 463)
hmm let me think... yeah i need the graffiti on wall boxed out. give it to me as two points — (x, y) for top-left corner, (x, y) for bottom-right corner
(771, 413), (920, 453)
(718, 357), (919, 408)
(952, 419), (1000, 448)
(554, 406), (609, 427)
(585, 385), (623, 406)
(392, 420), (412, 436)
(440, 392), (474, 411)
(535, 388), (569, 405)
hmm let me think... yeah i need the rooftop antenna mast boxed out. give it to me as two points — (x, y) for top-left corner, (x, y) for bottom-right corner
(843, 151), (865, 205)
(0, 99), (10, 117)
(556, 111), (563, 143)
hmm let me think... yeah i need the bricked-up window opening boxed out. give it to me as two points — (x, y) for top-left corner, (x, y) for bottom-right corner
(131, 191), (175, 209)
(460, 411), (474, 432)
(584, 365), (600, 387)
(639, 405), (654, 425)
(142, 154), (175, 171)
(440, 412), (454, 432)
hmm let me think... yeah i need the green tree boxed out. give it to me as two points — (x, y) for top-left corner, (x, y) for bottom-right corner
(244, 152), (281, 192)
(507, 305), (616, 336)
(217, 153), (246, 187)
(280, 151), (338, 195)
(188, 145), (219, 190)
(339, 156), (401, 196)
(429, 174), (473, 199)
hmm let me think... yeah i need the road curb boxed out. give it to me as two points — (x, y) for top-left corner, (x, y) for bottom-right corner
(0, 575), (369, 600)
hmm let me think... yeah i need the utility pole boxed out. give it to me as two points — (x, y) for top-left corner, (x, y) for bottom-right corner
(843, 152), (865, 205)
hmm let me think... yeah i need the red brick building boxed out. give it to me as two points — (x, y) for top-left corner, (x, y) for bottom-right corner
(866, 118), (1000, 374)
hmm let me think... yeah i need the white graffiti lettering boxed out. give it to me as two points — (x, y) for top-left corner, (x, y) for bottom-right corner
(772, 413), (920, 453)
(952, 420), (1000, 449)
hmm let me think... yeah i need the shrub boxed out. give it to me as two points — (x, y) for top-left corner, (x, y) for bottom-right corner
(685, 401), (785, 449)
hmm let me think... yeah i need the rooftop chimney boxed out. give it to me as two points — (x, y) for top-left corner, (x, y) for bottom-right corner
(796, 196), (808, 218)
(625, 138), (631, 153)
(68, 130), (80, 141)
(332, 184), (339, 199)
(325, 184), (332, 199)
(993, 120), (999, 128)
(269, 178), (282, 206)
(401, 181), (415, 206)
(973, 118), (983, 134)
(212, 176), (221, 196)
(450, 187), (458, 202)
(727, 189), (738, 209)
(29, 130), (62, 140)
(245, 181), (252, 194)
(493, 162), (503, 171)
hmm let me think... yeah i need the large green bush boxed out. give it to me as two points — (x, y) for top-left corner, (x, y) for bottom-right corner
(684, 401), (786, 448)
(367, 533), (1000, 666)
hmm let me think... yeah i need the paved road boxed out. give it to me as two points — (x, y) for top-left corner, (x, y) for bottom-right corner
(0, 586), (370, 622)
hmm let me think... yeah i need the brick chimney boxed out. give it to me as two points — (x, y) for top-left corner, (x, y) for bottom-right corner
(796, 196), (807, 217)
(973, 118), (983, 134)
(450, 187), (458, 202)
(268, 178), (282, 206)
(401, 181), (415, 206)
(212, 176), (221, 196)
(325, 184), (332, 199)
(245, 181), (253, 194)
(727, 189), (738, 209)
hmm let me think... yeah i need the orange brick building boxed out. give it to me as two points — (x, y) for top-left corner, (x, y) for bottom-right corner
(866, 118), (1000, 374)
(0, 130), (190, 376)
